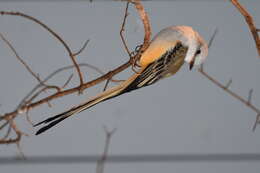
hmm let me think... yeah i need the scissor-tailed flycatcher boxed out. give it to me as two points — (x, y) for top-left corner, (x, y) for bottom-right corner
(34, 26), (208, 135)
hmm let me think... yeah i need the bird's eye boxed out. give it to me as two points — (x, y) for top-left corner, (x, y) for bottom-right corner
(196, 49), (201, 55)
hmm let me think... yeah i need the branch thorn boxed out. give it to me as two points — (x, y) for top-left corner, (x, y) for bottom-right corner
(247, 89), (253, 105)
(252, 113), (260, 132)
(225, 78), (232, 89)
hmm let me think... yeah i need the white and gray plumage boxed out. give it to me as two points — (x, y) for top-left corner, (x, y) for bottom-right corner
(34, 26), (208, 135)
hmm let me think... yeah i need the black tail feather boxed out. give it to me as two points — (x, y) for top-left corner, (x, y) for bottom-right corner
(34, 107), (79, 127)
(35, 116), (68, 135)
(34, 114), (63, 127)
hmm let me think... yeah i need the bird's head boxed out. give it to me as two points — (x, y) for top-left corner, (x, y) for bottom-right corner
(139, 26), (208, 69)
(174, 26), (208, 70)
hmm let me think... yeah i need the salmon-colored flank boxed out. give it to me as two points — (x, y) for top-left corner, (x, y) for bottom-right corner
(139, 41), (177, 67)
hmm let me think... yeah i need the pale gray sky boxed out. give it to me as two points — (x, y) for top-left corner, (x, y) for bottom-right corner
(0, 1), (260, 173)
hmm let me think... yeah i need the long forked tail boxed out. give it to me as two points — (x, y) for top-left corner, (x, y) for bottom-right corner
(34, 58), (162, 135)
(34, 82), (129, 135)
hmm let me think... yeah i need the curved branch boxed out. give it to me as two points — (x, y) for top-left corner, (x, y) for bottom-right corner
(0, 11), (85, 85)
(230, 0), (260, 57)
(130, 0), (151, 61)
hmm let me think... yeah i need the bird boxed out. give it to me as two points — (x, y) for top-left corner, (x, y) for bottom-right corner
(34, 26), (208, 135)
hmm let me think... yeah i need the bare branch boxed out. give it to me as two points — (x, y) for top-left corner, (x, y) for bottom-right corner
(3, 124), (12, 140)
(225, 78), (232, 89)
(24, 87), (53, 107)
(247, 89), (253, 105)
(25, 111), (34, 127)
(2, 117), (28, 147)
(73, 39), (90, 56)
(96, 126), (116, 173)
(230, 0), (260, 57)
(120, 2), (132, 58)
(62, 74), (74, 89)
(0, 32), (61, 111)
(0, 122), (21, 144)
(252, 114), (260, 132)
(129, 0), (152, 69)
(199, 68), (260, 114)
(15, 63), (122, 113)
(208, 28), (218, 49)
(0, 120), (9, 131)
(120, 2), (142, 74)
(16, 142), (26, 159)
(198, 67), (260, 130)
(130, 0), (151, 53)
(0, 33), (53, 87)
(17, 64), (92, 109)
(0, 11), (85, 86)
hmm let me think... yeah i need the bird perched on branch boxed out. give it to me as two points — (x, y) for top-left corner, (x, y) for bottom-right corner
(34, 26), (208, 135)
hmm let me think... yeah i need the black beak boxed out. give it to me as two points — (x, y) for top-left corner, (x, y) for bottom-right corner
(189, 60), (195, 70)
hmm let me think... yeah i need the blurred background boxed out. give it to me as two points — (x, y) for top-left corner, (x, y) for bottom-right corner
(0, 0), (260, 173)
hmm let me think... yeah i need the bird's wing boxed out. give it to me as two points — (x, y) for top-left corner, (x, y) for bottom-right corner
(139, 39), (179, 66)
(122, 41), (188, 92)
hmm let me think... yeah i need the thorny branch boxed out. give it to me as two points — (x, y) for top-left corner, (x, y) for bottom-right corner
(230, 0), (260, 57)
(198, 66), (260, 131)
(0, 0), (151, 145)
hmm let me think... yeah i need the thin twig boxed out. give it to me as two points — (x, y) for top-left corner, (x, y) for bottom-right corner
(2, 124), (12, 140)
(96, 126), (116, 173)
(247, 89), (253, 104)
(25, 110), (34, 127)
(252, 114), (260, 131)
(16, 142), (26, 159)
(225, 78), (232, 89)
(62, 74), (74, 89)
(230, 0), (260, 56)
(120, 2), (132, 58)
(0, 125), (21, 144)
(130, 0), (151, 54)
(0, 32), (61, 111)
(0, 11), (85, 85)
(24, 87), (53, 107)
(120, 2), (142, 74)
(0, 120), (9, 131)
(208, 28), (218, 49)
(198, 67), (260, 130)
(0, 33), (58, 90)
(128, 0), (151, 73)
(0, 118), (28, 144)
(73, 39), (90, 56)
(199, 68), (260, 114)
